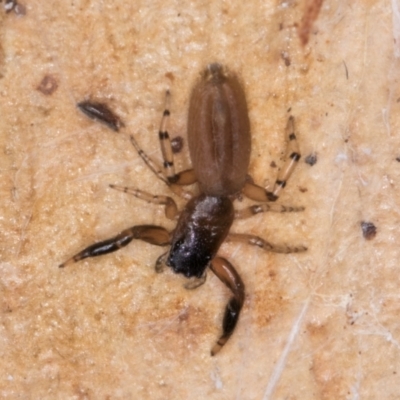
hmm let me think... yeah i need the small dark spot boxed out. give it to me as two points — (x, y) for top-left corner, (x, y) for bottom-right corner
(37, 75), (58, 95)
(159, 131), (168, 139)
(361, 221), (377, 240)
(165, 72), (175, 81)
(298, 186), (308, 193)
(171, 136), (183, 153)
(305, 153), (317, 166)
(396, 156), (400, 162)
(267, 191), (278, 202)
(270, 161), (277, 168)
(287, 107), (292, 113)
(290, 152), (301, 161)
(276, 180), (286, 188)
(167, 175), (179, 184)
(397, 97), (400, 103)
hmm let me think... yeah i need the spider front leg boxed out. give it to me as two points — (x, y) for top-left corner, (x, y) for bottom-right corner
(158, 91), (197, 185)
(154, 251), (207, 288)
(210, 257), (245, 356)
(243, 116), (301, 202)
(59, 225), (170, 268)
(130, 91), (196, 188)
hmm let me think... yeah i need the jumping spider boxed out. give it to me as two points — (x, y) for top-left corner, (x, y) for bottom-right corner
(60, 63), (307, 355)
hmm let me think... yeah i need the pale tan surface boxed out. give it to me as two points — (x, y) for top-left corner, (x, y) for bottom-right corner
(1, 1), (400, 399)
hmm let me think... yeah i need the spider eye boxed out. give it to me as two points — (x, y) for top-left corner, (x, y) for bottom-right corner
(172, 238), (184, 251)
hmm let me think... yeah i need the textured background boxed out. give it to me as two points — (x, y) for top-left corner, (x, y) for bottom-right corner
(1, 1), (400, 399)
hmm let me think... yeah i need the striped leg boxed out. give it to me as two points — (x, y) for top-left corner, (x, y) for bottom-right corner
(130, 91), (196, 187)
(59, 225), (170, 268)
(110, 184), (179, 220)
(210, 257), (245, 356)
(243, 116), (301, 202)
(271, 116), (301, 197)
(158, 91), (196, 185)
(226, 233), (307, 253)
(158, 90), (175, 181)
(129, 134), (168, 184)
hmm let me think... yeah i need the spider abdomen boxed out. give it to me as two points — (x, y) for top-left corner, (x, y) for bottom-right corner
(187, 63), (251, 196)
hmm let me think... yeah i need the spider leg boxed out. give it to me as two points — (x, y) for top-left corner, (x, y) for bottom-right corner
(242, 179), (275, 201)
(226, 233), (307, 253)
(184, 272), (207, 290)
(234, 203), (304, 219)
(129, 134), (168, 184)
(109, 184), (179, 220)
(271, 115), (301, 198)
(59, 225), (170, 268)
(155, 251), (168, 273)
(130, 135), (197, 188)
(209, 257), (245, 356)
(243, 116), (301, 202)
(77, 101), (124, 132)
(158, 90), (197, 186)
(129, 91), (197, 188)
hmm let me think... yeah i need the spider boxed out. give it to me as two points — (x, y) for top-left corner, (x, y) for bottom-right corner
(60, 63), (307, 355)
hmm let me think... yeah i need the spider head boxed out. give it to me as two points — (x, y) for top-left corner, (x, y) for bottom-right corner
(167, 194), (234, 279)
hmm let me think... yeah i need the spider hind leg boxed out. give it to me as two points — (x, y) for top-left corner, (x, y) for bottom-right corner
(59, 225), (170, 268)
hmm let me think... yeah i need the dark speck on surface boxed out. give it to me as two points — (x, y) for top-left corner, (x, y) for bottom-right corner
(305, 153), (317, 166)
(361, 221), (377, 240)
